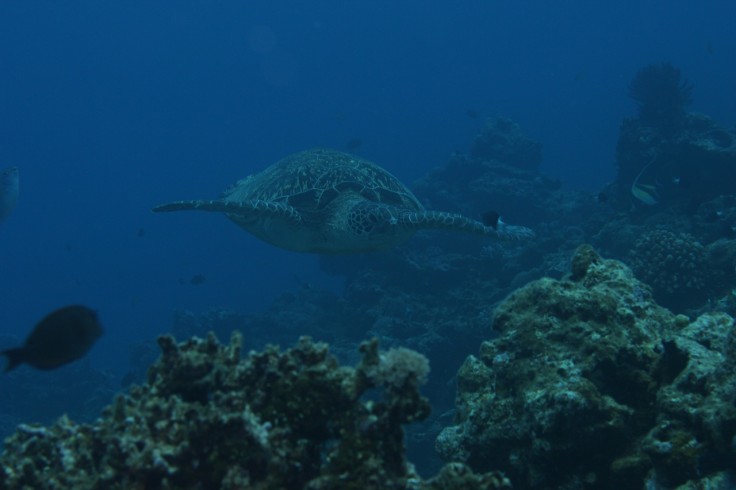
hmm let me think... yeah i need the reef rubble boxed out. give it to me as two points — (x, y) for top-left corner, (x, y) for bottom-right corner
(0, 333), (510, 489)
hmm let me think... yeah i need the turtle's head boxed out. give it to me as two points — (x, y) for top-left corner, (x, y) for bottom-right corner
(343, 201), (411, 249)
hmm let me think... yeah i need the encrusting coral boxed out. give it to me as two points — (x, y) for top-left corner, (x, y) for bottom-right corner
(0, 333), (510, 490)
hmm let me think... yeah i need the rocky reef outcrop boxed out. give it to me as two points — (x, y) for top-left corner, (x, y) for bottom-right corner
(436, 245), (736, 489)
(0, 333), (510, 490)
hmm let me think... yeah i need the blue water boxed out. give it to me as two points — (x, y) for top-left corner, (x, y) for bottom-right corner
(0, 1), (734, 376)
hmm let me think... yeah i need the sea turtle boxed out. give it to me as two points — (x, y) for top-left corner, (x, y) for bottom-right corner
(152, 149), (533, 253)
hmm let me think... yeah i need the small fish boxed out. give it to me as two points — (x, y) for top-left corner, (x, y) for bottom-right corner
(1, 305), (103, 372)
(631, 183), (659, 205)
(631, 160), (658, 205)
(0, 167), (19, 224)
(466, 109), (479, 119)
(190, 274), (206, 285)
(345, 138), (362, 151)
(137, 227), (145, 237)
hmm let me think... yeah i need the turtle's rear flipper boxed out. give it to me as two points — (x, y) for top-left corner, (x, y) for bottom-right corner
(399, 210), (534, 240)
(497, 223), (536, 240)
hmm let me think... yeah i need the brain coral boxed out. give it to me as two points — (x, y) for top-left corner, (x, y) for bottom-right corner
(629, 228), (712, 310)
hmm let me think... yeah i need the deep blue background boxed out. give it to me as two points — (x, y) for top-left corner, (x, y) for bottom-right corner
(0, 1), (734, 374)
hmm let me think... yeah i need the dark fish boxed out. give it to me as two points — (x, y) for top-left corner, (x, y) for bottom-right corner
(0, 167), (19, 224)
(597, 191), (608, 203)
(190, 274), (206, 285)
(345, 138), (362, 151)
(466, 109), (479, 119)
(481, 210), (500, 230)
(137, 227), (145, 237)
(1, 305), (103, 372)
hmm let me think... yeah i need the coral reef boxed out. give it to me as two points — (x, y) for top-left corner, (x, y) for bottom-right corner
(614, 113), (736, 209)
(91, 104), (736, 488)
(613, 63), (736, 213)
(0, 333), (509, 489)
(693, 195), (736, 243)
(412, 148), (585, 233)
(628, 228), (714, 310)
(436, 245), (736, 489)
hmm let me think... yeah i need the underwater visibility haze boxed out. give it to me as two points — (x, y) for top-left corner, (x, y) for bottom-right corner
(0, 1), (735, 488)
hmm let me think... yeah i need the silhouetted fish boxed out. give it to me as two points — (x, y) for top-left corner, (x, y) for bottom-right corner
(190, 273), (206, 285)
(466, 109), (479, 119)
(1, 305), (103, 372)
(0, 167), (19, 224)
(345, 138), (362, 151)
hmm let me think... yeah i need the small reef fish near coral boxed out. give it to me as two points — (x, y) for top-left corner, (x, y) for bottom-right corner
(630, 158), (659, 205)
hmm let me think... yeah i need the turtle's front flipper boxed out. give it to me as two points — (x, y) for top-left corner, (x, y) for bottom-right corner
(152, 199), (220, 213)
(152, 199), (302, 223)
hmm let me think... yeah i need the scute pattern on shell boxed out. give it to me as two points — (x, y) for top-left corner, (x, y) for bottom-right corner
(220, 148), (423, 214)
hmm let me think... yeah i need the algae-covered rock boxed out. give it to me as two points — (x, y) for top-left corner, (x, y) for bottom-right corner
(437, 245), (736, 489)
(0, 333), (508, 490)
